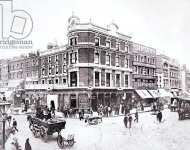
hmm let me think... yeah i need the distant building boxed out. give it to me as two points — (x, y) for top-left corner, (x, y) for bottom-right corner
(0, 59), (9, 91)
(132, 42), (157, 89)
(181, 64), (190, 92)
(156, 54), (181, 92)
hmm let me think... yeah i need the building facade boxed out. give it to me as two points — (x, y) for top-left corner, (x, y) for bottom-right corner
(156, 54), (181, 90)
(132, 42), (157, 89)
(24, 15), (134, 111)
(181, 64), (190, 92)
(0, 59), (9, 91)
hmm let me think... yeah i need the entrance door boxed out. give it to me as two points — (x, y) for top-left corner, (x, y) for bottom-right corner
(91, 93), (97, 111)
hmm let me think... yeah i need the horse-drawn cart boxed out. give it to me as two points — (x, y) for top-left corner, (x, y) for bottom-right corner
(28, 115), (66, 142)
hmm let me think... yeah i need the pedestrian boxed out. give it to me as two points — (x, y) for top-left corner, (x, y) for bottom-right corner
(123, 114), (128, 128)
(25, 138), (32, 150)
(128, 114), (133, 128)
(134, 111), (139, 123)
(157, 111), (162, 123)
(12, 118), (18, 132)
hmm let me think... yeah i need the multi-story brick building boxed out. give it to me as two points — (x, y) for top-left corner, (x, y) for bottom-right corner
(25, 14), (134, 111)
(181, 64), (190, 92)
(132, 42), (157, 89)
(24, 52), (40, 85)
(156, 54), (181, 90)
(0, 59), (9, 91)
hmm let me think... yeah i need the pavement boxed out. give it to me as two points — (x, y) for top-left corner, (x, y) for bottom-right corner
(4, 108), (190, 150)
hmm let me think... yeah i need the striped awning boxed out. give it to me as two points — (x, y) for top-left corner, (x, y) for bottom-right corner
(136, 90), (153, 99)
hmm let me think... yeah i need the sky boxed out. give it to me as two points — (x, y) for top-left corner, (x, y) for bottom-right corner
(1, 0), (190, 67)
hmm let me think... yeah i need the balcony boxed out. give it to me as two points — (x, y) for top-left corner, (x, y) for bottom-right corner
(133, 74), (157, 80)
(133, 61), (156, 68)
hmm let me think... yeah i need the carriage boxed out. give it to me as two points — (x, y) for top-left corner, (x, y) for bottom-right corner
(85, 116), (102, 125)
(27, 115), (66, 142)
(177, 98), (190, 120)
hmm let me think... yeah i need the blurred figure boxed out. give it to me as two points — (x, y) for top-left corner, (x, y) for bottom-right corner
(134, 111), (139, 123)
(123, 114), (128, 128)
(25, 138), (32, 150)
(128, 114), (133, 128)
(12, 118), (18, 132)
(157, 111), (163, 123)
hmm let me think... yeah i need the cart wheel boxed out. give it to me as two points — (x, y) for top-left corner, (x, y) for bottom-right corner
(68, 139), (74, 146)
(33, 130), (38, 138)
(57, 135), (64, 149)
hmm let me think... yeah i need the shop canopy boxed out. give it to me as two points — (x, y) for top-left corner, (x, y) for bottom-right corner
(148, 90), (159, 98)
(158, 89), (173, 97)
(135, 90), (153, 99)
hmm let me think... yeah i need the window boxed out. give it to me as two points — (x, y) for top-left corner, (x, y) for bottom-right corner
(41, 80), (45, 84)
(70, 52), (77, 64)
(152, 58), (155, 64)
(115, 55), (119, 67)
(106, 73), (110, 87)
(70, 71), (77, 87)
(48, 56), (51, 63)
(100, 36), (106, 46)
(120, 41), (125, 51)
(106, 54), (110, 65)
(48, 65), (52, 75)
(125, 58), (129, 68)
(141, 56), (144, 62)
(106, 41), (110, 48)
(125, 46), (129, 52)
(41, 68), (45, 75)
(55, 78), (59, 84)
(49, 80), (53, 84)
(62, 65), (66, 73)
(125, 75), (128, 87)
(63, 53), (66, 64)
(70, 94), (77, 108)
(63, 78), (67, 84)
(70, 37), (77, 46)
(55, 65), (59, 74)
(94, 52), (99, 64)
(95, 72), (100, 86)
(116, 74), (120, 87)
(95, 38), (99, 46)
(55, 55), (58, 62)
(111, 39), (116, 48)
(147, 57), (150, 64)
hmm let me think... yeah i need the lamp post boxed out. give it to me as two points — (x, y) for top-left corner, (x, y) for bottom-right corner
(2, 116), (5, 149)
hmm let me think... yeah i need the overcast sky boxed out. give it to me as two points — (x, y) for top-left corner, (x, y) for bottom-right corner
(1, 0), (190, 67)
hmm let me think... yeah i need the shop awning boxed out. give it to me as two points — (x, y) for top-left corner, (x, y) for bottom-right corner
(158, 89), (173, 97)
(8, 80), (23, 88)
(148, 90), (159, 98)
(136, 90), (153, 99)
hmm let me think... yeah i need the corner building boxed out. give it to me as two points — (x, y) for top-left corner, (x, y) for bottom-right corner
(26, 15), (134, 111)
(66, 15), (133, 111)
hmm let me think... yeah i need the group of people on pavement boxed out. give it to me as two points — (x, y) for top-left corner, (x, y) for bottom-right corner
(4, 116), (32, 150)
(123, 111), (138, 128)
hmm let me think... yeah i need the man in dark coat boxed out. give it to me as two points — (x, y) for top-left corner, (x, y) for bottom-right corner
(25, 138), (32, 150)
(123, 115), (128, 128)
(134, 111), (139, 123)
(12, 118), (18, 132)
(128, 114), (133, 128)
(157, 111), (162, 123)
